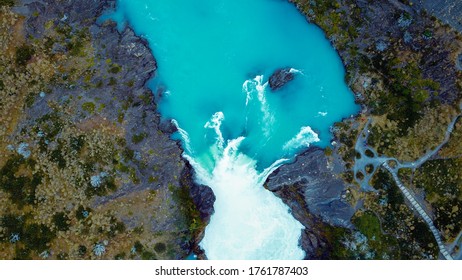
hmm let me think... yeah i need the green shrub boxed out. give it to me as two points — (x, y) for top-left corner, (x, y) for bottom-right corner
(141, 251), (157, 260)
(75, 205), (91, 220)
(57, 252), (69, 260)
(154, 242), (166, 253)
(0, 156), (42, 207)
(15, 45), (35, 66)
(324, 146), (333, 156)
(352, 211), (381, 240)
(52, 212), (70, 231)
(109, 65), (121, 74)
(108, 77), (117, 86)
(170, 184), (203, 234)
(78, 245), (87, 257)
(82, 102), (95, 114)
(114, 253), (125, 260)
(50, 147), (66, 169)
(85, 176), (116, 197)
(0, 215), (25, 242)
(23, 223), (55, 253)
(108, 216), (126, 237)
(132, 133), (147, 144)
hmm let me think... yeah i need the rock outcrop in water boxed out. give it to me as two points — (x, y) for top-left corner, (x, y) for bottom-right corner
(266, 147), (354, 259)
(266, 148), (354, 228)
(268, 68), (295, 91)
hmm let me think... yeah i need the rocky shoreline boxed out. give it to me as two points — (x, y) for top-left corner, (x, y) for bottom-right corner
(275, 0), (462, 259)
(0, 0), (213, 259)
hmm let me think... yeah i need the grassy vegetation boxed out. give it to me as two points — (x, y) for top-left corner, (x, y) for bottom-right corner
(369, 56), (440, 132)
(353, 211), (382, 239)
(0, 4), (190, 260)
(413, 159), (462, 240)
(1, 214), (55, 259)
(369, 169), (439, 258)
(0, 0), (15, 7)
(170, 183), (203, 235)
(320, 224), (353, 259)
(0, 155), (42, 208)
(351, 210), (400, 259)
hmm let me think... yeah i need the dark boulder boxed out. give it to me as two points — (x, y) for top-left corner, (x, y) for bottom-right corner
(269, 67), (295, 91)
(159, 119), (178, 134)
(189, 182), (215, 222)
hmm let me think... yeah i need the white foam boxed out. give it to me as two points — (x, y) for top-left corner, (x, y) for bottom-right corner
(259, 157), (290, 186)
(197, 138), (305, 260)
(317, 111), (328, 116)
(204, 112), (225, 150)
(242, 75), (274, 137)
(289, 68), (304, 75)
(242, 80), (252, 106)
(283, 126), (320, 151)
(255, 76), (275, 137)
(176, 85), (306, 260)
(171, 119), (193, 154)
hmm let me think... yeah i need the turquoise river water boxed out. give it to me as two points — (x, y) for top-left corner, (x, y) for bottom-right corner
(107, 0), (358, 259)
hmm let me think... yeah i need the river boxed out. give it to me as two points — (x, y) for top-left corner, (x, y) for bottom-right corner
(105, 0), (358, 259)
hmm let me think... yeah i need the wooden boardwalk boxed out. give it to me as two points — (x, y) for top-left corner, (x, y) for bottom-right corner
(383, 163), (453, 260)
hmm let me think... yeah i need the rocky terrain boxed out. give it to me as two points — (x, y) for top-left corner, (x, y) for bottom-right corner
(416, 0), (462, 33)
(263, 0), (462, 259)
(0, 0), (212, 259)
(266, 147), (355, 259)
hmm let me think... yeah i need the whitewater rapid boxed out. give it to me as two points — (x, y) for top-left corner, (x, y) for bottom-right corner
(174, 75), (320, 260)
(198, 138), (304, 260)
(108, 0), (359, 260)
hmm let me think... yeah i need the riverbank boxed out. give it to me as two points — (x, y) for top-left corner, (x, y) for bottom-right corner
(266, 0), (462, 259)
(0, 0), (210, 259)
